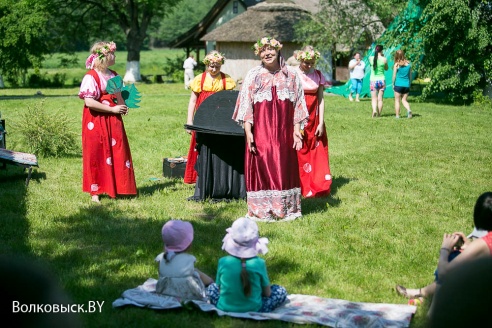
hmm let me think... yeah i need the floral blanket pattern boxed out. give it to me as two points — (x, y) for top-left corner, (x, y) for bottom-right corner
(113, 279), (416, 327)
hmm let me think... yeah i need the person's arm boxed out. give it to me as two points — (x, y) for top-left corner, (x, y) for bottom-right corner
(293, 122), (302, 150)
(186, 92), (198, 134)
(85, 97), (127, 115)
(437, 233), (489, 281)
(195, 269), (214, 287)
(245, 122), (256, 154)
(348, 59), (357, 70)
(262, 285), (271, 297)
(384, 58), (389, 71)
(315, 85), (325, 137)
(392, 63), (398, 85)
(292, 69), (308, 150)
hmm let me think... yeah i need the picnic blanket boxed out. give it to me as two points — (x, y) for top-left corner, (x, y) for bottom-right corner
(113, 278), (416, 327)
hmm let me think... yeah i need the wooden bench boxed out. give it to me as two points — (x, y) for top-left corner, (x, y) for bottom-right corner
(0, 148), (39, 186)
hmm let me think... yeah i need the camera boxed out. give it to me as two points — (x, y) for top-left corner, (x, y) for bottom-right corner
(455, 236), (464, 248)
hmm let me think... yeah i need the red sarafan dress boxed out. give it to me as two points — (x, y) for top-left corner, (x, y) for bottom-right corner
(296, 67), (332, 198)
(78, 69), (137, 198)
(233, 65), (308, 222)
(184, 72), (235, 184)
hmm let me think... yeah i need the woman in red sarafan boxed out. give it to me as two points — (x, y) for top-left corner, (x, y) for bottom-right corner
(78, 41), (137, 203)
(184, 50), (236, 184)
(295, 45), (332, 198)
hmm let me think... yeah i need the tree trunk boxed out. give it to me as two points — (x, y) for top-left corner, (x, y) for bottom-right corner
(123, 61), (141, 83)
(123, 31), (144, 82)
(0, 75), (4, 88)
(332, 44), (337, 82)
(485, 82), (492, 99)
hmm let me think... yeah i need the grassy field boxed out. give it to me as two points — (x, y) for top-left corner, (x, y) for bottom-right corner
(9, 48), (204, 88)
(0, 73), (491, 327)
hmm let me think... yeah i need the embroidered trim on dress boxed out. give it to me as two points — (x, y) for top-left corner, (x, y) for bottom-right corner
(246, 187), (302, 222)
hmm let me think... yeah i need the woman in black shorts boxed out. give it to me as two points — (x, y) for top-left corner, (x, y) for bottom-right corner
(392, 50), (412, 118)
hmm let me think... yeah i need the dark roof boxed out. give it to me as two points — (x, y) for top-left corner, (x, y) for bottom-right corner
(201, 1), (311, 42)
(168, 0), (260, 49)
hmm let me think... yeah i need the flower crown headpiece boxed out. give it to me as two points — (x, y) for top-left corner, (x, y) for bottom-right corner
(253, 37), (283, 56)
(296, 49), (321, 61)
(203, 51), (226, 65)
(85, 41), (117, 69)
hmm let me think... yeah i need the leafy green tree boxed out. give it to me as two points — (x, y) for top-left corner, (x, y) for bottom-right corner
(294, 0), (407, 79)
(51, 0), (182, 82)
(0, 0), (51, 85)
(151, 0), (217, 45)
(418, 0), (491, 102)
(383, 0), (492, 102)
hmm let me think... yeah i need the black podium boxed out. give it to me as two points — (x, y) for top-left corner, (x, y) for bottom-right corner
(184, 90), (246, 201)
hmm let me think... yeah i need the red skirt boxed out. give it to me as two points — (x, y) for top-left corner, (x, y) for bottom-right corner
(297, 93), (331, 197)
(82, 96), (137, 198)
(184, 90), (215, 184)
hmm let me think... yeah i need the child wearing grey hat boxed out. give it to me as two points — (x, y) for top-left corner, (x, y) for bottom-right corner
(206, 217), (287, 312)
(155, 220), (213, 301)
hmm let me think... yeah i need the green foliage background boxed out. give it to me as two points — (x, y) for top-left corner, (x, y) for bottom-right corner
(382, 0), (492, 103)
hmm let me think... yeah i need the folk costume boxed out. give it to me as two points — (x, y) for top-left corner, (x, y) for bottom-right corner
(78, 69), (137, 198)
(233, 61), (308, 221)
(184, 71), (236, 184)
(296, 67), (332, 198)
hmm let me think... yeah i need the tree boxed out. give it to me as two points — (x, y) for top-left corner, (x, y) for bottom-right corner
(0, 0), (51, 86)
(151, 0), (217, 46)
(53, 0), (182, 82)
(383, 0), (492, 102)
(294, 0), (406, 80)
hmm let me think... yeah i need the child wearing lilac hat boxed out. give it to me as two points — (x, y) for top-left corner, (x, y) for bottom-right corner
(207, 217), (287, 312)
(155, 220), (213, 301)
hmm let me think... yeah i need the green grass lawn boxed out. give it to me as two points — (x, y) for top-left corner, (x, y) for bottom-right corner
(0, 80), (491, 327)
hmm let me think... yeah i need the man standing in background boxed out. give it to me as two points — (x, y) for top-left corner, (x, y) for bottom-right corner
(183, 54), (197, 89)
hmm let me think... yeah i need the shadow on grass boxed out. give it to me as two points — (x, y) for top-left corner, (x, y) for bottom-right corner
(0, 167), (46, 185)
(34, 204), (240, 326)
(0, 167), (29, 255)
(302, 175), (354, 215)
(137, 178), (182, 195)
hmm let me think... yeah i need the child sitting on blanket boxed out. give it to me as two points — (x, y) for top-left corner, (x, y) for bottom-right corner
(155, 220), (213, 301)
(207, 217), (287, 312)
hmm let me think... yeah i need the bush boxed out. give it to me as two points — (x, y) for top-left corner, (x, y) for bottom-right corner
(27, 72), (66, 88)
(162, 56), (184, 83)
(13, 100), (80, 157)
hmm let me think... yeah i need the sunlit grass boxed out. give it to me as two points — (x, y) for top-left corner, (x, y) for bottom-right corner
(0, 81), (491, 327)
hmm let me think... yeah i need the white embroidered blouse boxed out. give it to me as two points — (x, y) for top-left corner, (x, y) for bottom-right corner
(233, 65), (308, 126)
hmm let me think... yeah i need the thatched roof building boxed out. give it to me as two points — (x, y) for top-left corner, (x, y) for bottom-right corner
(168, 0), (261, 56)
(201, 0), (311, 80)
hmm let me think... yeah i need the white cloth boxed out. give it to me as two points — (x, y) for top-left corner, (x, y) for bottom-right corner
(467, 227), (488, 239)
(349, 59), (365, 79)
(155, 253), (207, 301)
(113, 278), (417, 327)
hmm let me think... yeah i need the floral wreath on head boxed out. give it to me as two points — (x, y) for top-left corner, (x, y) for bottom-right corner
(296, 49), (321, 61)
(252, 37), (283, 56)
(85, 41), (117, 69)
(203, 51), (226, 65)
